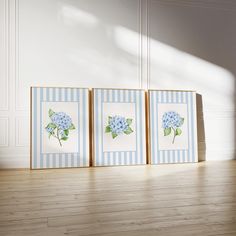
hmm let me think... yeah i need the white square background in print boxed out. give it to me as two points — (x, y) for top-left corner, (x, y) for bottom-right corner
(102, 103), (136, 152)
(157, 103), (188, 150)
(42, 102), (78, 153)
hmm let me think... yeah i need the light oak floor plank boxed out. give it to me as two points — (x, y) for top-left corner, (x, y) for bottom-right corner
(0, 161), (236, 235)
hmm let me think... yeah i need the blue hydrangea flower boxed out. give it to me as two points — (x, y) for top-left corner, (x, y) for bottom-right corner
(45, 109), (75, 146)
(109, 116), (129, 135)
(105, 115), (133, 139)
(162, 111), (182, 129)
(162, 111), (184, 144)
(46, 126), (54, 133)
(51, 112), (72, 131)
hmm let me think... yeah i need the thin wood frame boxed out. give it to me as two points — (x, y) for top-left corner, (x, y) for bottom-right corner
(148, 89), (198, 164)
(30, 86), (90, 169)
(92, 88), (147, 166)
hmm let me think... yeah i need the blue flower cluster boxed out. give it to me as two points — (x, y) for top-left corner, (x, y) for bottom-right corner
(109, 116), (129, 135)
(46, 127), (54, 133)
(162, 111), (182, 129)
(51, 112), (72, 130)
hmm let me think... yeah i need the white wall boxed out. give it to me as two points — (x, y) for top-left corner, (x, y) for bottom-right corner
(0, 0), (235, 168)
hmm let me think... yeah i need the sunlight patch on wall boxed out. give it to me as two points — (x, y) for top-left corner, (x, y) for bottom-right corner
(59, 5), (98, 26)
(149, 39), (235, 108)
(114, 25), (234, 108)
(114, 26), (139, 56)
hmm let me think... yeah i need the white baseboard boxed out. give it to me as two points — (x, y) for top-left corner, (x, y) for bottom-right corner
(0, 155), (30, 169)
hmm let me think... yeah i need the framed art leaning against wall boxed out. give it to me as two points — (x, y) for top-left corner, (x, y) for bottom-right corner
(30, 87), (90, 169)
(148, 90), (198, 164)
(92, 88), (146, 166)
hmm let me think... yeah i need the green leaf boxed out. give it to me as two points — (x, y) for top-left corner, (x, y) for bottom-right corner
(46, 123), (56, 129)
(105, 126), (111, 133)
(164, 127), (171, 136)
(64, 129), (69, 136)
(180, 117), (184, 126)
(61, 136), (68, 141)
(108, 116), (112, 123)
(69, 123), (76, 130)
(126, 118), (132, 125)
(48, 109), (55, 117)
(112, 132), (118, 139)
(176, 128), (182, 136)
(124, 127), (133, 135)
(48, 130), (55, 138)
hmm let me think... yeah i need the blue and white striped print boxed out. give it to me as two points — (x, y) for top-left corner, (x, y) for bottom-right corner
(31, 87), (89, 169)
(149, 90), (198, 164)
(93, 89), (146, 166)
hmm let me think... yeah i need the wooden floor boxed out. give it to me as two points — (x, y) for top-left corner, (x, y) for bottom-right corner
(0, 161), (236, 236)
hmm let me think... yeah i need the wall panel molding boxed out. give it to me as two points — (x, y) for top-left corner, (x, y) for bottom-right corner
(138, 0), (142, 89)
(0, 117), (9, 147)
(0, 0), (9, 111)
(147, 0), (150, 90)
(14, 0), (24, 111)
(139, 0), (150, 89)
(15, 116), (29, 147)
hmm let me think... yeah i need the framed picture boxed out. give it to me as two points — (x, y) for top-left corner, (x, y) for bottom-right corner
(92, 88), (146, 166)
(148, 90), (198, 164)
(30, 87), (90, 169)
